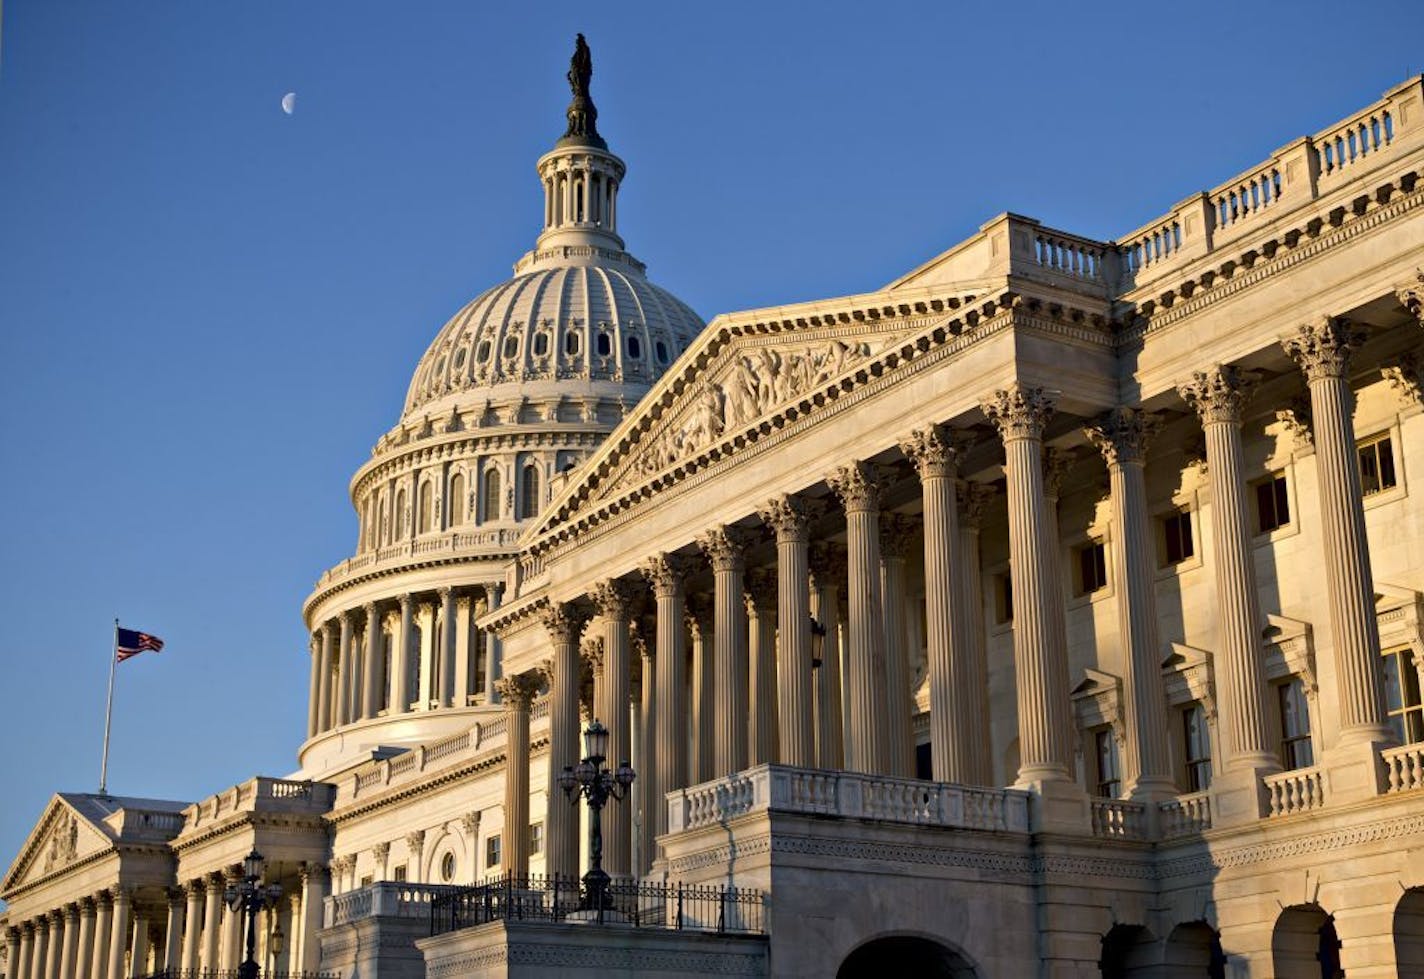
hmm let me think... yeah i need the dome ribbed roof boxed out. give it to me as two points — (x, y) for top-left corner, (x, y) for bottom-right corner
(401, 263), (703, 422)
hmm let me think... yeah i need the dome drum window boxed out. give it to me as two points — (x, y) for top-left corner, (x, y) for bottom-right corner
(626, 335), (642, 360)
(533, 332), (549, 357)
(453, 348), (467, 370)
(596, 331), (612, 357)
(564, 330), (581, 356)
(476, 340), (491, 363)
(654, 339), (670, 364)
(503, 335), (521, 358)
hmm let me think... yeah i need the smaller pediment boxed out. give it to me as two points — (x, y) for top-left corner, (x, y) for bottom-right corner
(1, 795), (116, 895)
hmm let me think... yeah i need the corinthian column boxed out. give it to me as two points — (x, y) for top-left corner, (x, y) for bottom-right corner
(641, 555), (691, 842)
(42, 912), (60, 979)
(392, 594), (414, 715)
(316, 623), (334, 733)
(306, 634), (321, 738)
(745, 569), (780, 766)
(879, 513), (918, 777)
(74, 900), (95, 979)
(439, 587), (458, 708)
(362, 601), (382, 719)
(808, 545), (846, 769)
(687, 594), (716, 782)
(497, 672), (541, 877)
(1179, 367), (1278, 777)
(698, 527), (751, 776)
(106, 890), (130, 979)
(335, 612), (354, 726)
(827, 461), (891, 775)
(4, 928), (20, 979)
(200, 875), (222, 970)
(58, 905), (78, 979)
(542, 603), (587, 880)
(90, 892), (112, 979)
(759, 496), (815, 768)
(982, 385), (1074, 785)
(901, 426), (972, 783)
(1086, 408), (1176, 799)
(591, 579), (635, 876)
(181, 881), (203, 971)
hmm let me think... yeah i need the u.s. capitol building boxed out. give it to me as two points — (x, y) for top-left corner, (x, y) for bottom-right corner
(4, 39), (1424, 979)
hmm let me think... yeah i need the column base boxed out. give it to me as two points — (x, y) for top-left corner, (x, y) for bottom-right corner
(1021, 777), (1090, 834)
(1321, 736), (1390, 803)
(1208, 763), (1276, 826)
(1126, 775), (1180, 804)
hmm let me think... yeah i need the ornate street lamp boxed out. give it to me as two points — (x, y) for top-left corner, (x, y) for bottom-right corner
(224, 848), (282, 979)
(556, 719), (635, 919)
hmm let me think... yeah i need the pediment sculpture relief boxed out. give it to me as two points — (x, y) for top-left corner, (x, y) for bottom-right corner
(41, 811), (79, 875)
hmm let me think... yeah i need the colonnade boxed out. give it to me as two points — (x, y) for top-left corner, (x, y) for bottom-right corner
(306, 583), (503, 740)
(504, 318), (1397, 875)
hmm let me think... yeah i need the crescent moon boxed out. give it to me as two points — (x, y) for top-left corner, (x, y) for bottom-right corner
(281, 92), (297, 115)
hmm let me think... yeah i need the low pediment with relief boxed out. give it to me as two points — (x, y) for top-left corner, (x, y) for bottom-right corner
(2, 796), (116, 895)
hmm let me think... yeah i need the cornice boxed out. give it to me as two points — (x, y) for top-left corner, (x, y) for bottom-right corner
(305, 548), (513, 622)
(171, 809), (331, 855)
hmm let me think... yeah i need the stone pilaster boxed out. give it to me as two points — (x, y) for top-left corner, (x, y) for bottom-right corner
(687, 594), (716, 783)
(591, 578), (635, 875)
(759, 495), (816, 768)
(808, 544), (846, 770)
(827, 461), (892, 775)
(362, 601), (382, 719)
(641, 555), (692, 843)
(541, 602), (587, 880)
(1086, 408), (1176, 800)
(393, 594), (415, 714)
(901, 426), (968, 783)
(496, 672), (541, 877)
(699, 527), (752, 777)
(1178, 367), (1279, 782)
(1284, 319), (1394, 795)
(982, 385), (1075, 787)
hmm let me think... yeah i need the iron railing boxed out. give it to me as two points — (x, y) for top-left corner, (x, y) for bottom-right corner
(428, 873), (765, 936)
(136, 970), (339, 978)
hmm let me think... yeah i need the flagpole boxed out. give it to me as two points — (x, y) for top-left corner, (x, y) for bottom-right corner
(99, 617), (119, 795)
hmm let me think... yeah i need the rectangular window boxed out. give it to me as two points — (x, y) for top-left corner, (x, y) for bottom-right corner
(1161, 510), (1194, 566)
(994, 573), (1013, 624)
(1182, 703), (1212, 792)
(485, 835), (502, 869)
(1254, 473), (1291, 533)
(1076, 541), (1108, 596)
(529, 822), (544, 856)
(1278, 678), (1315, 770)
(1094, 728), (1121, 798)
(1358, 435), (1398, 496)
(360, 875), (373, 888)
(393, 864), (407, 882)
(1383, 646), (1424, 744)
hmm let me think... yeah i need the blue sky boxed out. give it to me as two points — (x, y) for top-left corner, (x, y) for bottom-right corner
(0, 1), (1418, 878)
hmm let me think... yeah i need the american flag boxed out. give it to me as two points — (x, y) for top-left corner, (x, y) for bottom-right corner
(116, 627), (164, 663)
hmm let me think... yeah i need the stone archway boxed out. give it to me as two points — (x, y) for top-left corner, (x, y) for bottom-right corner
(1162, 921), (1226, 978)
(1396, 887), (1424, 973)
(837, 935), (979, 979)
(1100, 923), (1158, 977)
(1273, 904), (1343, 978)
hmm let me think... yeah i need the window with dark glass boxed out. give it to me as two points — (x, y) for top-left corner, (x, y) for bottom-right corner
(440, 852), (456, 882)
(1254, 473), (1290, 533)
(520, 465), (541, 519)
(1384, 646), (1424, 744)
(596, 332), (612, 356)
(655, 339), (670, 364)
(393, 864), (407, 882)
(1182, 703), (1212, 791)
(482, 468), (502, 523)
(1094, 728), (1121, 798)
(626, 335), (642, 359)
(564, 330), (581, 356)
(476, 340), (491, 363)
(1278, 678), (1314, 770)
(1357, 435), (1398, 496)
(1076, 540), (1108, 595)
(533, 332), (549, 356)
(503, 335), (519, 358)
(529, 822), (544, 855)
(485, 835), (502, 869)
(1161, 510), (1194, 565)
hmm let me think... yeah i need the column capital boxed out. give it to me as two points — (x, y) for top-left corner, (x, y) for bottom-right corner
(808, 542), (847, 590)
(181, 878), (205, 898)
(78, 896), (97, 915)
(405, 829), (426, 853)
(437, 585), (456, 603)
(743, 568), (777, 614)
(62, 902), (79, 921)
(339, 609), (355, 627)
(204, 873), (225, 895)
(757, 494), (810, 542)
(539, 602), (588, 644)
(698, 525), (752, 572)
(164, 886), (185, 908)
(1085, 407), (1163, 467)
(1042, 446), (1075, 500)
(1382, 352), (1423, 407)
(981, 383), (1056, 441)
(591, 578), (636, 619)
(1282, 316), (1367, 381)
(399, 592), (416, 611)
(878, 513), (917, 558)
(957, 481), (997, 531)
(496, 672), (542, 710)
(298, 862), (330, 886)
(640, 553), (695, 598)
(371, 841), (390, 864)
(363, 598), (380, 619)
(581, 636), (605, 674)
(460, 811), (482, 838)
(95, 889), (115, 910)
(899, 424), (968, 479)
(1177, 364), (1257, 424)
(826, 460), (883, 513)
(1396, 270), (1423, 324)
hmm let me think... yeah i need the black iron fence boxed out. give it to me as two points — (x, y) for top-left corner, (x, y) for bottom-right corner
(428, 873), (765, 937)
(136, 970), (339, 978)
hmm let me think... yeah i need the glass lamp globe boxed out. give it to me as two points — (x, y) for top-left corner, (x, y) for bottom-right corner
(583, 720), (610, 763)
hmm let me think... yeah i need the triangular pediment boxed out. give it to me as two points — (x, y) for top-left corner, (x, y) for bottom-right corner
(525, 281), (1002, 543)
(2, 794), (116, 894)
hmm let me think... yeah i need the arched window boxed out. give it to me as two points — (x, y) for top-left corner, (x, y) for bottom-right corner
(483, 467), (502, 523)
(564, 330), (581, 356)
(520, 465), (541, 519)
(449, 472), (465, 527)
(533, 332), (549, 356)
(395, 489), (408, 538)
(364, 497), (376, 550)
(596, 332), (611, 357)
(626, 335), (642, 359)
(418, 482), (433, 533)
(655, 339), (669, 365)
(503, 335), (519, 358)
(476, 340), (491, 363)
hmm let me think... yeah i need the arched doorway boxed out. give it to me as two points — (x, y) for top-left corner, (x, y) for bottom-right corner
(1273, 904), (1343, 978)
(1162, 921), (1226, 978)
(1100, 924), (1157, 976)
(1396, 887), (1424, 973)
(838, 935), (979, 979)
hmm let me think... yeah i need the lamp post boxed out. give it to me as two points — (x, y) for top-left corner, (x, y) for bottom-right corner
(556, 719), (635, 920)
(223, 848), (282, 979)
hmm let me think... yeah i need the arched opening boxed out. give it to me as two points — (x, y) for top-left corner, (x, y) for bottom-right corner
(395, 489), (408, 538)
(448, 472), (465, 527)
(1397, 887), (1424, 973)
(520, 465), (541, 519)
(1100, 924), (1157, 977)
(838, 935), (978, 979)
(1163, 921), (1225, 978)
(482, 468), (502, 523)
(418, 482), (433, 533)
(1273, 904), (1343, 978)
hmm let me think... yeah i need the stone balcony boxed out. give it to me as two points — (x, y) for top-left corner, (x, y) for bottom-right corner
(312, 526), (525, 595)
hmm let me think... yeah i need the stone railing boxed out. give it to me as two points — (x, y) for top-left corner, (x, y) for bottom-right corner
(1158, 791), (1212, 839)
(1264, 767), (1327, 817)
(1383, 743), (1424, 793)
(344, 713), (549, 802)
(325, 881), (461, 928)
(314, 527), (524, 590)
(666, 765), (1031, 835)
(183, 777), (336, 831)
(1089, 798), (1148, 841)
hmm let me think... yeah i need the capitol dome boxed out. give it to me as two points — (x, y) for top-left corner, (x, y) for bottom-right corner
(298, 37), (703, 778)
